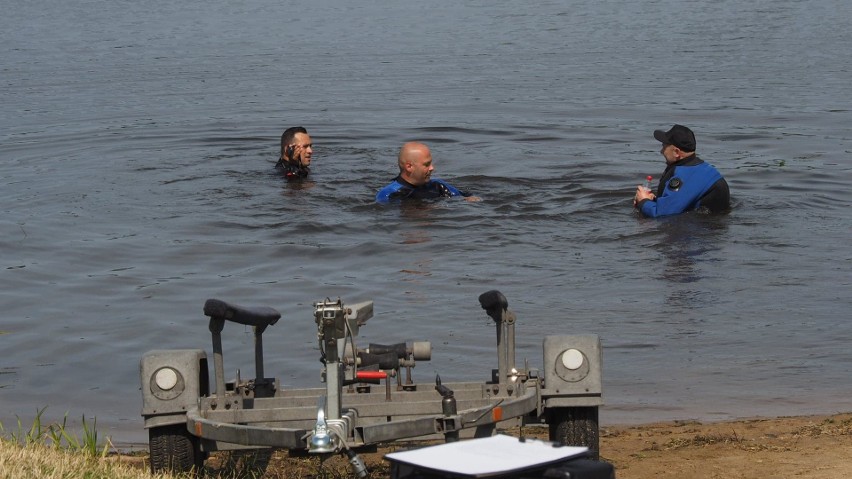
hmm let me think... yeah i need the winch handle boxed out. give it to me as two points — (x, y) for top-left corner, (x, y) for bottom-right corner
(478, 290), (508, 323)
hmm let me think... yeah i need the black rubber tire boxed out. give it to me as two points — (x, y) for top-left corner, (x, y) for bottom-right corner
(548, 406), (600, 460)
(149, 424), (204, 474)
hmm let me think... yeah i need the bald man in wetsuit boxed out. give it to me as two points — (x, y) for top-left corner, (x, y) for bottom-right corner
(376, 142), (480, 204)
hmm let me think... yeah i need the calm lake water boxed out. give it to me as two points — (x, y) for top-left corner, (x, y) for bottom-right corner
(2, 0), (851, 446)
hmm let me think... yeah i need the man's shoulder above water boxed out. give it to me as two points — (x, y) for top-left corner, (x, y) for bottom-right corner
(376, 176), (462, 204)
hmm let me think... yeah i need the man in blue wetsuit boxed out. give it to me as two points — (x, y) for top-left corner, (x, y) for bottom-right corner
(634, 124), (730, 217)
(376, 142), (479, 204)
(275, 126), (313, 179)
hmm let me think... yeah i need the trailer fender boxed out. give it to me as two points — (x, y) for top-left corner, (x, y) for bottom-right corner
(140, 349), (209, 425)
(540, 335), (602, 407)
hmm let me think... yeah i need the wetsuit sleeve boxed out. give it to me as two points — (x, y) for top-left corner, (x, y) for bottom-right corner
(376, 186), (393, 204)
(376, 180), (404, 204)
(433, 179), (464, 197)
(639, 163), (722, 218)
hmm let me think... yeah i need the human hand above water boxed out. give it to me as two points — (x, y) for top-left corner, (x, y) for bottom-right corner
(633, 185), (655, 207)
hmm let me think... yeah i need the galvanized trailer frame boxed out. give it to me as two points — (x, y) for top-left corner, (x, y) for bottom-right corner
(140, 290), (603, 475)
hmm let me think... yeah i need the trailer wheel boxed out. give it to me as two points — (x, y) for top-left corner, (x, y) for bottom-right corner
(149, 424), (203, 474)
(548, 406), (599, 460)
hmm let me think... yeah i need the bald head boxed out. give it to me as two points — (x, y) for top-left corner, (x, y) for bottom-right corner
(398, 142), (429, 169)
(398, 142), (434, 186)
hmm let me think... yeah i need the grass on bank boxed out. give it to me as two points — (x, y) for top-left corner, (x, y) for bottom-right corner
(0, 439), (173, 479)
(0, 407), (170, 479)
(0, 407), (391, 479)
(1, 407), (110, 457)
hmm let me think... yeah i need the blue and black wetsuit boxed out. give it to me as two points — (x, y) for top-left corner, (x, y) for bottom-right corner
(638, 155), (730, 218)
(376, 176), (464, 204)
(275, 159), (309, 179)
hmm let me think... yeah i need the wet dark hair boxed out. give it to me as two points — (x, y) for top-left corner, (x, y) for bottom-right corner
(280, 126), (308, 158)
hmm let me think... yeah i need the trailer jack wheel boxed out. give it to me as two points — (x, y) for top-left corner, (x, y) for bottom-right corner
(149, 424), (204, 474)
(548, 406), (600, 460)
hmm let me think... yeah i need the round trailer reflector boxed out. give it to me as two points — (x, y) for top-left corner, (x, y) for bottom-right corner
(155, 367), (179, 391)
(561, 349), (585, 370)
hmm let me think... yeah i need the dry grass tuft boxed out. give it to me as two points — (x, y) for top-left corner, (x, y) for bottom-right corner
(0, 439), (173, 479)
(792, 417), (852, 438)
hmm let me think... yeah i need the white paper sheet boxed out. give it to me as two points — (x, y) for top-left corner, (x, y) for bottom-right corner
(385, 434), (588, 478)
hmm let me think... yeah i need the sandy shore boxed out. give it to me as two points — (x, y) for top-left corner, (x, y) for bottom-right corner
(116, 412), (852, 478)
(599, 412), (852, 479)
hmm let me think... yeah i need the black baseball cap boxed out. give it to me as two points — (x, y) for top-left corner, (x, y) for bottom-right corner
(653, 124), (696, 152)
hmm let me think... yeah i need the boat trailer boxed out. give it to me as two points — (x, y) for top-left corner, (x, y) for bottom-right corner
(140, 290), (603, 475)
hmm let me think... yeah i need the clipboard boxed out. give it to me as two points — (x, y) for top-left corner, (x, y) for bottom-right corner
(385, 434), (589, 478)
